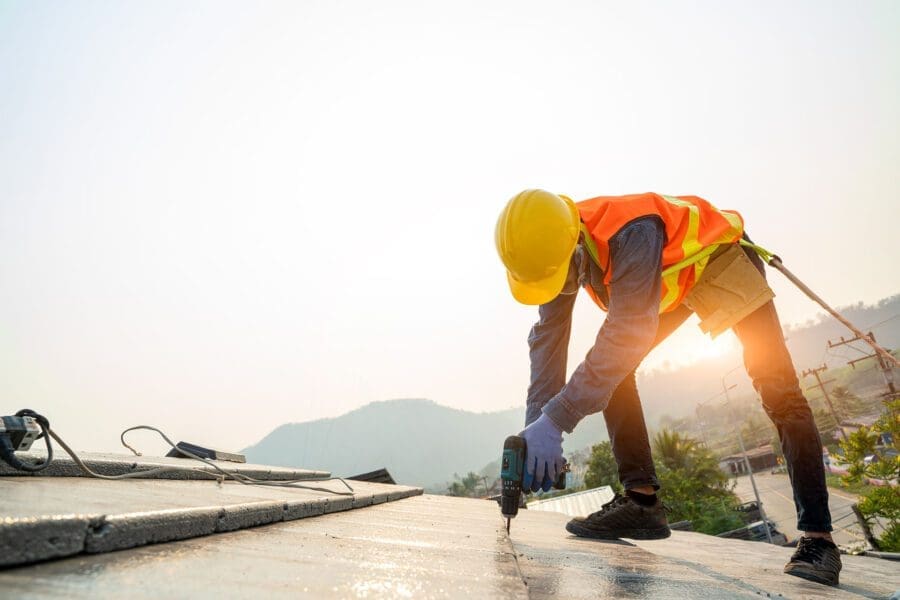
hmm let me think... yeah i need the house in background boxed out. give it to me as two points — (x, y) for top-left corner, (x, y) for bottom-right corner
(719, 445), (778, 475)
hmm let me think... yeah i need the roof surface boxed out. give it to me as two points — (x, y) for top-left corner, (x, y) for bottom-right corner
(2, 454), (898, 598)
(722, 444), (777, 461)
(0, 451), (330, 481)
(0, 455), (420, 568)
(2, 485), (898, 598)
(527, 485), (615, 518)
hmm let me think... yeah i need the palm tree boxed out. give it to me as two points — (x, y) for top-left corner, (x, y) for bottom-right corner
(651, 428), (741, 535)
(652, 430), (698, 471)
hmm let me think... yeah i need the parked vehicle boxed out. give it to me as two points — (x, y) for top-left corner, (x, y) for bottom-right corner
(735, 501), (761, 524)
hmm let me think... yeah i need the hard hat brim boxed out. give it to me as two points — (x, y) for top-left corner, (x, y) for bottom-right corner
(506, 262), (570, 306)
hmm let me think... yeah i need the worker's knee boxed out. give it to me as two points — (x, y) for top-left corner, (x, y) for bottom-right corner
(757, 380), (812, 424)
(613, 371), (638, 396)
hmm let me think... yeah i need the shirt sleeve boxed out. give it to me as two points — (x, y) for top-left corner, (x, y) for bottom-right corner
(524, 265), (578, 427)
(541, 217), (664, 433)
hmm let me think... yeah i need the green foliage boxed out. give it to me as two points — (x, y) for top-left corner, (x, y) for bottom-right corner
(584, 430), (745, 535)
(447, 471), (484, 497)
(740, 414), (774, 449)
(652, 430), (743, 535)
(831, 386), (864, 418)
(839, 399), (900, 551)
(655, 464), (744, 534)
(857, 486), (900, 523)
(840, 426), (879, 482)
(825, 473), (875, 496)
(653, 429), (697, 470)
(874, 400), (900, 453)
(812, 408), (839, 443)
(878, 520), (900, 552)
(857, 486), (900, 552)
(584, 441), (623, 494)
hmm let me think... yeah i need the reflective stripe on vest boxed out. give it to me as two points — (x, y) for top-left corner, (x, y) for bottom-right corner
(575, 193), (744, 313)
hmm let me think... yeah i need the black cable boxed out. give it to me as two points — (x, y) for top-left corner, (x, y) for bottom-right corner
(115, 425), (354, 494)
(2, 410), (354, 495)
(0, 409), (53, 472)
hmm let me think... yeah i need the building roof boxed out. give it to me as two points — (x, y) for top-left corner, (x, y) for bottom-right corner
(2, 455), (898, 598)
(349, 468), (397, 485)
(0, 459), (421, 569)
(721, 444), (777, 462)
(526, 485), (615, 518)
(0, 450), (330, 481)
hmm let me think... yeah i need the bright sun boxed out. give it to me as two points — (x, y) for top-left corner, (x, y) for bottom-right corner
(641, 324), (741, 373)
(700, 332), (736, 359)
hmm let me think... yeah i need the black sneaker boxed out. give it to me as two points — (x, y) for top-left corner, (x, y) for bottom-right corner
(565, 493), (671, 540)
(783, 537), (842, 586)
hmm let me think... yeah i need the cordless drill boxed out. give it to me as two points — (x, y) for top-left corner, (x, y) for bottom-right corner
(500, 434), (567, 533)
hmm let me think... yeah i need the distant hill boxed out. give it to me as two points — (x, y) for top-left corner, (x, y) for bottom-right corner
(244, 295), (898, 490)
(636, 295), (899, 425)
(242, 399), (610, 490)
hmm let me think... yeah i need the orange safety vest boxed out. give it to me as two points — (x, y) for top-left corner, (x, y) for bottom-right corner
(574, 193), (744, 313)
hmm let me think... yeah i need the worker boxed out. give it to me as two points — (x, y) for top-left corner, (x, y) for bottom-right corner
(495, 190), (842, 587)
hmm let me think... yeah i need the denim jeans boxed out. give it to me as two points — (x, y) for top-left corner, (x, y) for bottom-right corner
(605, 245), (833, 533)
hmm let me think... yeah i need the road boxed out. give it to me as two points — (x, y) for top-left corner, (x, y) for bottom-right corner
(732, 471), (865, 548)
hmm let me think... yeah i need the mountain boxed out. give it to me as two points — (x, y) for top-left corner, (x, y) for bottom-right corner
(635, 295), (899, 424)
(242, 399), (610, 490)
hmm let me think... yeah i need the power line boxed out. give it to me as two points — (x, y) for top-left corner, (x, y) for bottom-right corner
(829, 331), (898, 403)
(861, 313), (900, 331)
(800, 365), (846, 440)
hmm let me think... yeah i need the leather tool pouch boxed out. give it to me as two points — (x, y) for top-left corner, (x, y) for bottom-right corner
(683, 244), (774, 338)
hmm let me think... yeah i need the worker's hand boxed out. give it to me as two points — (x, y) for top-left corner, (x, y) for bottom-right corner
(521, 413), (564, 493)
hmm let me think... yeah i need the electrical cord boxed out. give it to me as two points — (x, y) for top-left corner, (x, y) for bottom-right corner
(2, 410), (354, 496)
(0, 409), (54, 472)
(115, 425), (354, 495)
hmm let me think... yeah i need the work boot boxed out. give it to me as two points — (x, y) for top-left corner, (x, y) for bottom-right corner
(565, 492), (671, 540)
(783, 536), (842, 586)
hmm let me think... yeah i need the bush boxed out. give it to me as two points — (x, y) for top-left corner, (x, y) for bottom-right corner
(584, 441), (623, 494)
(839, 399), (900, 551)
(583, 429), (745, 535)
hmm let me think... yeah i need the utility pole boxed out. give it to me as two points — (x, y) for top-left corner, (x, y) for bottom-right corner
(767, 256), (899, 369)
(722, 377), (774, 544)
(829, 332), (898, 405)
(801, 364), (846, 441)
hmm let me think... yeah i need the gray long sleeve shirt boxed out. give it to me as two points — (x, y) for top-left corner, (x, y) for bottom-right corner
(526, 217), (666, 432)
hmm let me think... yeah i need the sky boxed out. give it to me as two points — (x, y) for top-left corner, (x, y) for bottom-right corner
(1, 1), (898, 455)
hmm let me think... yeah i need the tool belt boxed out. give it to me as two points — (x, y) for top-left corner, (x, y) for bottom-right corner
(684, 243), (774, 338)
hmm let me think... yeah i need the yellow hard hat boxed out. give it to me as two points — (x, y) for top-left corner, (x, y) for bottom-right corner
(495, 189), (580, 305)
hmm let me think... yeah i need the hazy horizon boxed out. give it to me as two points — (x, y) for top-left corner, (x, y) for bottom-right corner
(2, 1), (898, 455)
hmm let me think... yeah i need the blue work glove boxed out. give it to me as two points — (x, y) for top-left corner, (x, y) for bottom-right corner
(521, 413), (564, 493)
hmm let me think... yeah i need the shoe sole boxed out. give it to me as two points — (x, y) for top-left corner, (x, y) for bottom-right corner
(565, 521), (671, 540)
(784, 564), (839, 587)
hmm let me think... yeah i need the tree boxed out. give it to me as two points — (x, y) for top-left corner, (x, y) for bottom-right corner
(812, 407), (839, 443)
(584, 441), (622, 493)
(583, 429), (745, 534)
(447, 471), (483, 497)
(653, 429), (697, 471)
(831, 386), (864, 418)
(740, 414), (773, 449)
(839, 399), (900, 551)
(652, 429), (744, 535)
